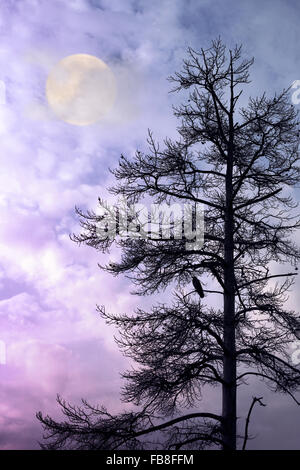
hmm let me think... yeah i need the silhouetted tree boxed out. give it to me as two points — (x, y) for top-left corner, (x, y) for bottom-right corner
(37, 38), (300, 450)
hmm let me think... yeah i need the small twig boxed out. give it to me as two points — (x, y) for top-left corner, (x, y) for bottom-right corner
(242, 396), (266, 450)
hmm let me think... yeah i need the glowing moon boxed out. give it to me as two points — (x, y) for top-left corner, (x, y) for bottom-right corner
(46, 54), (116, 126)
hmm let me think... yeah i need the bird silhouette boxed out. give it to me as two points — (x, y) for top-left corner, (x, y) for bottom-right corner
(192, 276), (204, 298)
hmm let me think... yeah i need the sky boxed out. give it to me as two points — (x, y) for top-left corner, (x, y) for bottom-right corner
(0, 0), (299, 449)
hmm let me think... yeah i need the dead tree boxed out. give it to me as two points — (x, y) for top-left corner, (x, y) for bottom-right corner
(37, 38), (300, 450)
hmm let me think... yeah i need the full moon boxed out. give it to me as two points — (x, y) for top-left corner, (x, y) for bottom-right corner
(46, 54), (117, 126)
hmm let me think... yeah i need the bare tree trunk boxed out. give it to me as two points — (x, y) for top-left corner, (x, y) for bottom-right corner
(222, 80), (237, 449)
(222, 270), (236, 450)
(222, 159), (236, 450)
